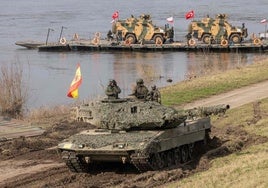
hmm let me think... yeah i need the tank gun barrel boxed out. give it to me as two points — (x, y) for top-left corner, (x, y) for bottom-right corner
(186, 104), (230, 119)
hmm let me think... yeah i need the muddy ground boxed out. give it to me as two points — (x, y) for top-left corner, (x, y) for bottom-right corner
(1, 81), (268, 188)
(0, 115), (267, 188)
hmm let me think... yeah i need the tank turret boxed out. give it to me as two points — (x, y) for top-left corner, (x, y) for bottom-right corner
(71, 98), (187, 130)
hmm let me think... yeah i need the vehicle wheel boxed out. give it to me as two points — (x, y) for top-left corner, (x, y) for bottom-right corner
(125, 34), (136, 44)
(188, 143), (194, 160)
(166, 150), (174, 167)
(174, 148), (181, 165)
(230, 34), (241, 44)
(181, 145), (189, 163)
(160, 152), (168, 168)
(202, 34), (211, 44)
(150, 153), (164, 170)
(153, 34), (164, 45)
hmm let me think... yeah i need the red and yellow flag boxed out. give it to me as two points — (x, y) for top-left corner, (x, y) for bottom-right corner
(67, 64), (82, 98)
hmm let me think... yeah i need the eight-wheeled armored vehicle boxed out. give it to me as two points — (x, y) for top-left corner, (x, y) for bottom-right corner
(111, 14), (174, 45)
(58, 98), (229, 172)
(188, 14), (248, 44)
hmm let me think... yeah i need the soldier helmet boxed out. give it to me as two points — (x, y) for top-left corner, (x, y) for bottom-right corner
(109, 79), (117, 85)
(151, 85), (156, 89)
(136, 78), (144, 84)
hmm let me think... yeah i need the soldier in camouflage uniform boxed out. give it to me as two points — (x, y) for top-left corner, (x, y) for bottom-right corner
(105, 79), (121, 99)
(132, 78), (149, 100)
(147, 85), (161, 104)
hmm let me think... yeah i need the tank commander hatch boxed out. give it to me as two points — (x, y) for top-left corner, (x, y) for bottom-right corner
(105, 79), (121, 99)
(131, 78), (149, 100)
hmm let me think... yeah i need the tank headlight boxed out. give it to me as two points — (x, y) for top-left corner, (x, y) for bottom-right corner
(78, 144), (85, 148)
(113, 143), (126, 149)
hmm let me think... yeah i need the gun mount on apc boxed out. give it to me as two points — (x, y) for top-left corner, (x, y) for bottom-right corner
(58, 97), (230, 172)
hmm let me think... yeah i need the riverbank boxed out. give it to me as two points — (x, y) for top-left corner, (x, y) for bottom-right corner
(161, 57), (268, 106)
(1, 57), (268, 187)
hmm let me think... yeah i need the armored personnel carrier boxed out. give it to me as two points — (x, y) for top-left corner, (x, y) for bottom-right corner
(58, 98), (229, 172)
(187, 14), (248, 44)
(111, 14), (174, 45)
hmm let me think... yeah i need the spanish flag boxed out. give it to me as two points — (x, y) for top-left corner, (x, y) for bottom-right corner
(67, 64), (82, 98)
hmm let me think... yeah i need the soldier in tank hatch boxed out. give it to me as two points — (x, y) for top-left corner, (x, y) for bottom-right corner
(147, 85), (161, 104)
(105, 79), (121, 99)
(131, 78), (149, 100)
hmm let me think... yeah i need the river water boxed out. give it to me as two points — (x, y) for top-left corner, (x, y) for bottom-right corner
(0, 0), (267, 109)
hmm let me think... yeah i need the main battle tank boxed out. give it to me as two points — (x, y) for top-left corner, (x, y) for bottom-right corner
(112, 14), (174, 45)
(187, 14), (248, 44)
(58, 98), (229, 172)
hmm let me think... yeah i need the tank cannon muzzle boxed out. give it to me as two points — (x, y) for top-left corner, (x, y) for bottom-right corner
(186, 104), (230, 119)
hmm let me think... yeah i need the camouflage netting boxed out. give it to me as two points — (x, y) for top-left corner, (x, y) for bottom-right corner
(80, 99), (187, 130)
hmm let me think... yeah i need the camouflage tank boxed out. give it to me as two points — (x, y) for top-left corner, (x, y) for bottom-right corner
(188, 14), (248, 44)
(112, 14), (174, 45)
(58, 98), (229, 172)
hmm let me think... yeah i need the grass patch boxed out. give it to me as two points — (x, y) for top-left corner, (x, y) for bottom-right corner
(166, 98), (268, 188)
(169, 142), (268, 188)
(212, 98), (268, 137)
(161, 58), (268, 106)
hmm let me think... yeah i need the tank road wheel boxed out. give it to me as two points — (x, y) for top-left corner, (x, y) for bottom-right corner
(125, 34), (136, 44)
(160, 152), (168, 168)
(173, 148), (181, 165)
(166, 150), (174, 166)
(149, 153), (164, 170)
(181, 145), (189, 163)
(153, 34), (164, 46)
(188, 143), (194, 160)
(230, 34), (241, 44)
(202, 34), (211, 44)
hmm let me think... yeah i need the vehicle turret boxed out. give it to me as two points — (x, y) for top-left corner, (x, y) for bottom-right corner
(70, 98), (187, 130)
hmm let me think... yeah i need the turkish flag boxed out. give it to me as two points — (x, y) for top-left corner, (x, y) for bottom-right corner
(112, 11), (119, 20)
(185, 10), (194, 20)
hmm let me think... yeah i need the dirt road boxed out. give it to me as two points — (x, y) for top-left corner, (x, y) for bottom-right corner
(0, 81), (268, 188)
(182, 80), (268, 109)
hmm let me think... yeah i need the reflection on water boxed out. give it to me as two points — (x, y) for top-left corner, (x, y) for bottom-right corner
(186, 52), (250, 78)
(0, 0), (267, 109)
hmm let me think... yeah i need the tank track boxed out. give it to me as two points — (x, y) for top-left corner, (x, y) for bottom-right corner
(131, 143), (196, 172)
(61, 151), (88, 173)
(131, 155), (152, 172)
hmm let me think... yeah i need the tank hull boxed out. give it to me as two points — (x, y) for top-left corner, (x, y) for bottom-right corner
(58, 117), (211, 172)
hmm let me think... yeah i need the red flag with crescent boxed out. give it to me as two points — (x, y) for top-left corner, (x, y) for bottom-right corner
(185, 10), (194, 20)
(112, 11), (119, 20)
